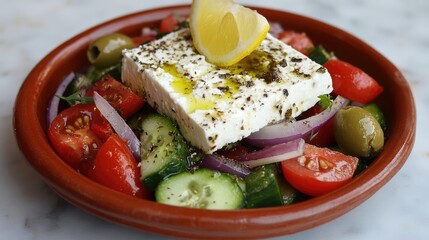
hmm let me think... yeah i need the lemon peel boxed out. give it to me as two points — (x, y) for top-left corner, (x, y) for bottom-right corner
(190, 0), (270, 66)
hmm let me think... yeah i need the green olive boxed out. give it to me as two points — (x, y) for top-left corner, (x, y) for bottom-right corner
(334, 106), (384, 157)
(87, 33), (134, 68)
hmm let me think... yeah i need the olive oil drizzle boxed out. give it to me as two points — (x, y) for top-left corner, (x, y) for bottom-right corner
(165, 64), (216, 113)
(165, 49), (283, 113)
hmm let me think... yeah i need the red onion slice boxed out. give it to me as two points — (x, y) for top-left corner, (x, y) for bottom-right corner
(246, 95), (349, 147)
(93, 91), (141, 161)
(237, 138), (305, 168)
(47, 72), (75, 124)
(200, 154), (251, 178)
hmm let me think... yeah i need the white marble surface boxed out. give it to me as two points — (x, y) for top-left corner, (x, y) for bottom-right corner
(2, 0), (428, 239)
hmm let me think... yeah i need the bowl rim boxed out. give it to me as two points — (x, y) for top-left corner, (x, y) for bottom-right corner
(13, 4), (416, 238)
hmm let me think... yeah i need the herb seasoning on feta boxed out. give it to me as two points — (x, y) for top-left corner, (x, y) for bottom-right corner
(122, 29), (332, 153)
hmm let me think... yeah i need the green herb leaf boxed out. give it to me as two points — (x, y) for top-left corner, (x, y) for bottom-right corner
(57, 92), (93, 106)
(318, 94), (333, 110)
(86, 63), (121, 83)
(64, 64), (121, 97)
(178, 20), (189, 29)
(173, 12), (189, 30)
(173, 12), (189, 29)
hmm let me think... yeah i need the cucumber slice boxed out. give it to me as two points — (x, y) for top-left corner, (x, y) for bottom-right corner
(308, 45), (331, 65)
(155, 168), (245, 209)
(245, 164), (296, 208)
(140, 113), (189, 191)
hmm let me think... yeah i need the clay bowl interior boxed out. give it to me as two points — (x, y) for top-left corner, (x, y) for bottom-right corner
(14, 5), (415, 239)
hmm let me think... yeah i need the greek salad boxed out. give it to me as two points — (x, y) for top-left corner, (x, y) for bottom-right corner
(47, 13), (385, 209)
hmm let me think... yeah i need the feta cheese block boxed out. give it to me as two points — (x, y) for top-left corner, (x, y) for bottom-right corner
(122, 29), (332, 153)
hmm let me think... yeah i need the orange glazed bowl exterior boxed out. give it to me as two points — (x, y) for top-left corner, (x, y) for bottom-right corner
(14, 5), (416, 239)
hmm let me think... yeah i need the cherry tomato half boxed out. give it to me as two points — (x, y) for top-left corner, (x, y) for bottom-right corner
(87, 134), (148, 198)
(48, 103), (112, 170)
(86, 75), (145, 119)
(279, 31), (314, 55)
(281, 144), (358, 196)
(324, 59), (384, 104)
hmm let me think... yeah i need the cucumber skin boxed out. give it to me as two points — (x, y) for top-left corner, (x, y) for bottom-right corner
(245, 164), (296, 208)
(279, 177), (298, 205)
(142, 136), (189, 191)
(363, 103), (387, 132)
(139, 113), (190, 192)
(308, 45), (331, 65)
(155, 168), (245, 209)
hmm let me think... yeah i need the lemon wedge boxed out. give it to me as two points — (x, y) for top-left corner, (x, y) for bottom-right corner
(190, 0), (270, 66)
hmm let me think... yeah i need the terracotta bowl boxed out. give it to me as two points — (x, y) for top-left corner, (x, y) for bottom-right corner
(14, 5), (416, 239)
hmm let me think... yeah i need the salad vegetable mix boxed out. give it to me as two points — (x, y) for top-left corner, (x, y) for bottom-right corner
(47, 13), (385, 209)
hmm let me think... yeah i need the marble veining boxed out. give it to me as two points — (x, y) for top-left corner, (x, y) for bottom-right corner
(1, 0), (428, 239)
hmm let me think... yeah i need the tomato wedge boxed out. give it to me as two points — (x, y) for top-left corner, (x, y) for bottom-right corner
(48, 103), (112, 170)
(324, 59), (383, 104)
(87, 134), (148, 198)
(159, 14), (179, 33)
(278, 31), (314, 55)
(86, 75), (145, 119)
(299, 105), (335, 147)
(281, 144), (358, 196)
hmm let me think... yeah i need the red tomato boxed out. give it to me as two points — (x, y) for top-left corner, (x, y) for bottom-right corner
(86, 75), (145, 119)
(217, 145), (250, 160)
(324, 59), (384, 104)
(132, 35), (156, 46)
(90, 111), (113, 141)
(87, 134), (148, 198)
(307, 119), (335, 147)
(278, 31), (314, 55)
(48, 104), (112, 170)
(299, 105), (335, 147)
(159, 14), (178, 33)
(281, 144), (358, 196)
